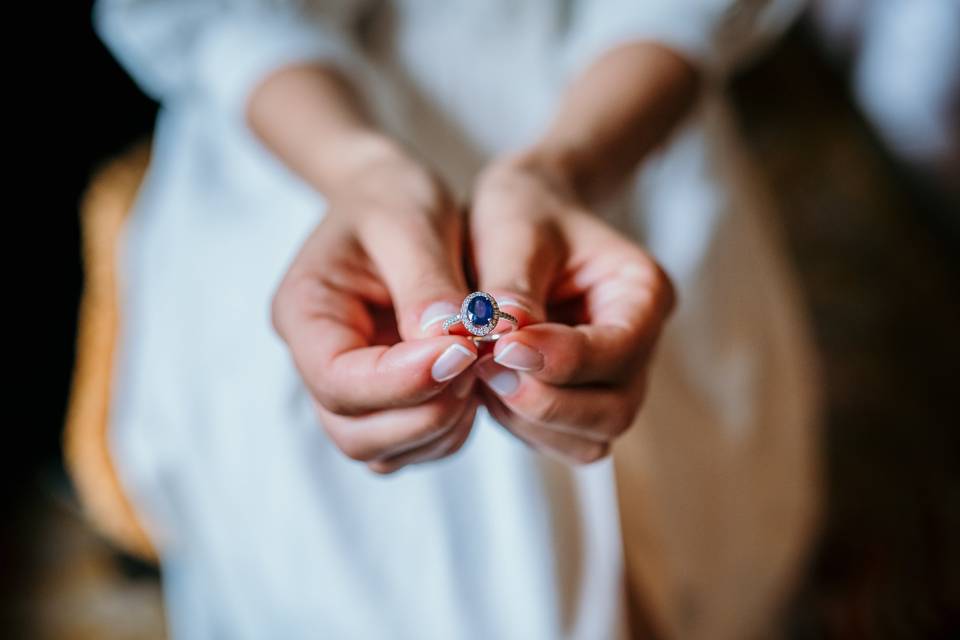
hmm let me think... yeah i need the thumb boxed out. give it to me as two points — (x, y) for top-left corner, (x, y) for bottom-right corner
(362, 211), (469, 340)
(473, 217), (565, 325)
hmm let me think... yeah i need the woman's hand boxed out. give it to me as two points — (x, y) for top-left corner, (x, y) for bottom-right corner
(254, 49), (693, 470)
(250, 65), (480, 474)
(272, 144), (479, 474)
(463, 42), (694, 463)
(468, 153), (675, 464)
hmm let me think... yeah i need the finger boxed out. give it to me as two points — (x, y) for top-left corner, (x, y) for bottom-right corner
(472, 214), (566, 323)
(475, 358), (641, 441)
(491, 215), (675, 385)
(489, 323), (645, 386)
(314, 384), (474, 462)
(368, 397), (479, 474)
(360, 208), (469, 340)
(482, 388), (610, 465)
(275, 272), (478, 414)
(369, 372), (475, 461)
(489, 251), (672, 385)
(305, 332), (476, 415)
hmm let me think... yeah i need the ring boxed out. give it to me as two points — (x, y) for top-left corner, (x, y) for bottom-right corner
(442, 291), (519, 342)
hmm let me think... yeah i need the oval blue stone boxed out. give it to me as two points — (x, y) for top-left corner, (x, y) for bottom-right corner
(466, 296), (494, 327)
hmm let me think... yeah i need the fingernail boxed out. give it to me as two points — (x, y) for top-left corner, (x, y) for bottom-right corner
(431, 344), (477, 382)
(478, 362), (520, 396)
(419, 302), (459, 333)
(494, 342), (544, 372)
(497, 297), (537, 317)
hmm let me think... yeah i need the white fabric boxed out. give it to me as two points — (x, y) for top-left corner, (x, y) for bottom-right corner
(94, 1), (820, 638)
(853, 0), (960, 161)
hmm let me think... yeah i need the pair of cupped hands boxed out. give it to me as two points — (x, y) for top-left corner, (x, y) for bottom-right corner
(271, 147), (675, 474)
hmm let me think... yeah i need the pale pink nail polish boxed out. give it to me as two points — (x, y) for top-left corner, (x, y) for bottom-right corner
(499, 298), (528, 311)
(478, 363), (520, 396)
(431, 344), (477, 382)
(494, 342), (544, 372)
(497, 297), (544, 321)
(419, 302), (459, 334)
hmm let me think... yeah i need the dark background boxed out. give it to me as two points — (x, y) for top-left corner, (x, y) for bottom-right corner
(5, 0), (158, 622)
(17, 1), (156, 496)
(7, 2), (959, 637)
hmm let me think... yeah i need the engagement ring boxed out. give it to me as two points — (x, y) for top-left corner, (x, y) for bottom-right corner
(442, 291), (519, 342)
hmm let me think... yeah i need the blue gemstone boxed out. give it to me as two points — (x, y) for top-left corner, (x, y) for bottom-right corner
(466, 296), (494, 327)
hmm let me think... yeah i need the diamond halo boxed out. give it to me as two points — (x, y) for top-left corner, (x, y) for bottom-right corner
(460, 291), (500, 337)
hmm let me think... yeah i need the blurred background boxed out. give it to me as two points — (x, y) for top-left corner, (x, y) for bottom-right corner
(5, 1), (958, 637)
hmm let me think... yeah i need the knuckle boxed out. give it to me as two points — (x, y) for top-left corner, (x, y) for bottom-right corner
(411, 401), (459, 440)
(621, 251), (676, 317)
(367, 461), (400, 475)
(554, 331), (589, 382)
(271, 270), (315, 330)
(573, 443), (610, 465)
(386, 211), (448, 246)
(444, 434), (470, 457)
(413, 447), (447, 466)
(607, 399), (639, 437)
(529, 392), (564, 425)
(651, 263), (677, 316)
(269, 294), (284, 337)
(312, 387), (351, 417)
(441, 419), (475, 457)
(270, 277), (295, 338)
(330, 428), (373, 462)
(425, 399), (454, 427)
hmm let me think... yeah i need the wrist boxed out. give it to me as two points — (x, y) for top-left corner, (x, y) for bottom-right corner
(497, 147), (587, 204)
(309, 131), (407, 190)
(515, 42), (700, 205)
(315, 132), (449, 214)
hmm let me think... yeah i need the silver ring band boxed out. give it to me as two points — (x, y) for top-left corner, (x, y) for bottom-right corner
(442, 291), (519, 342)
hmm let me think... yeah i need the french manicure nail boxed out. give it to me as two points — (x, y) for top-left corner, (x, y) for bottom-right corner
(494, 342), (544, 372)
(478, 364), (520, 396)
(431, 344), (477, 382)
(419, 302), (459, 333)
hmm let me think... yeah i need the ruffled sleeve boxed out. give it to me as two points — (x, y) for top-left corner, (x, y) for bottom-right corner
(93, 0), (367, 123)
(568, 0), (806, 79)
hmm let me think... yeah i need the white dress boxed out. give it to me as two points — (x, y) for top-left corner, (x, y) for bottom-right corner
(94, 1), (820, 639)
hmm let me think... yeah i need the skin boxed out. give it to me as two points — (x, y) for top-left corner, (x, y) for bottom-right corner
(249, 41), (699, 472)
